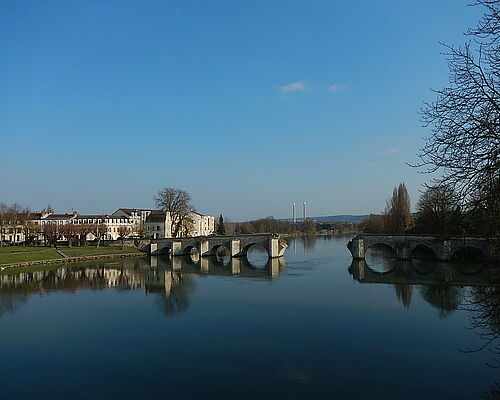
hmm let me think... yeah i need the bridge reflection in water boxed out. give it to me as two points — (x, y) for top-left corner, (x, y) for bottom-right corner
(349, 257), (499, 316)
(0, 253), (286, 317)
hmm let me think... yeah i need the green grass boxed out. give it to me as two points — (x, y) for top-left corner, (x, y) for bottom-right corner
(0, 245), (141, 265)
(0, 246), (52, 255)
(0, 248), (62, 265)
(60, 245), (141, 257)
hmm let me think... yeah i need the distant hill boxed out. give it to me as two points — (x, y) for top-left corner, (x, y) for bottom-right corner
(281, 215), (370, 224)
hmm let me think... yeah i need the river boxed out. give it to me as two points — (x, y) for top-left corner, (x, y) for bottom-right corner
(0, 235), (498, 399)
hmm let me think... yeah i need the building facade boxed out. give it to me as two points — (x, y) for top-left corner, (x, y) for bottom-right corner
(145, 211), (215, 239)
(1, 208), (215, 244)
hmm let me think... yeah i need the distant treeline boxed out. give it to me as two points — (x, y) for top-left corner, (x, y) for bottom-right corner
(217, 217), (358, 235)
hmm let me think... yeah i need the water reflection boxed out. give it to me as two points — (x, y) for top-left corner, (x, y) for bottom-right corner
(0, 254), (286, 317)
(349, 258), (498, 315)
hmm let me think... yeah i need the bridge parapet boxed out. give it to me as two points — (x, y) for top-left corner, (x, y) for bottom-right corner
(347, 234), (499, 262)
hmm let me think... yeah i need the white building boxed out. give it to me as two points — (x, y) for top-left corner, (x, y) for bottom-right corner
(144, 211), (215, 239)
(111, 208), (156, 236)
(71, 214), (133, 241)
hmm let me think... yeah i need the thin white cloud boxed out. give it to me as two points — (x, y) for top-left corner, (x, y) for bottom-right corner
(379, 148), (400, 155)
(328, 83), (346, 92)
(276, 81), (307, 93)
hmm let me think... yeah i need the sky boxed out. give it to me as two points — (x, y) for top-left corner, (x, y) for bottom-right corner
(0, 0), (485, 220)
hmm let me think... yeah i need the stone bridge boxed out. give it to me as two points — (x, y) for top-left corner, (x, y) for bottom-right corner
(347, 234), (500, 262)
(139, 234), (288, 259)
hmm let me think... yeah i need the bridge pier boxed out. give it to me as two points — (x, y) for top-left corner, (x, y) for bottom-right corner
(150, 243), (158, 255)
(199, 238), (210, 257)
(268, 237), (287, 258)
(229, 239), (241, 257)
(231, 258), (241, 275)
(436, 241), (451, 261)
(171, 241), (183, 256)
(348, 238), (365, 259)
(200, 257), (209, 273)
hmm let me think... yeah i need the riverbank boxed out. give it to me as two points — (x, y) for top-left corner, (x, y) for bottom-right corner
(0, 246), (146, 270)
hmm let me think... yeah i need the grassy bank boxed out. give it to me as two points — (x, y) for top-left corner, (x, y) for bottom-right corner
(0, 245), (141, 265)
(0, 247), (63, 265)
(61, 246), (142, 258)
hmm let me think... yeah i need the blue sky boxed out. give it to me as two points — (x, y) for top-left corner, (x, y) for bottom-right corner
(0, 0), (483, 220)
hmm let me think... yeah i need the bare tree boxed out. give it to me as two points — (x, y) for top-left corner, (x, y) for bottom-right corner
(23, 220), (40, 245)
(416, 184), (462, 234)
(0, 203), (9, 247)
(413, 1), (499, 224)
(60, 224), (79, 247)
(42, 223), (60, 247)
(154, 188), (195, 238)
(89, 223), (108, 247)
(77, 224), (92, 246)
(384, 183), (412, 233)
(117, 226), (132, 249)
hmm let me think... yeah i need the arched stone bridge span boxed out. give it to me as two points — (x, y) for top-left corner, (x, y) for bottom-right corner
(347, 234), (500, 262)
(140, 234), (288, 259)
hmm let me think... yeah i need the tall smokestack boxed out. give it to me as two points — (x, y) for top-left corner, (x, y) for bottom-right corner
(303, 201), (307, 222)
(292, 202), (296, 223)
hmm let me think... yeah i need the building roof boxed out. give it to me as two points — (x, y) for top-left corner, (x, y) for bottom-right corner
(145, 213), (167, 223)
(75, 214), (128, 220)
(42, 214), (76, 221)
(114, 208), (158, 215)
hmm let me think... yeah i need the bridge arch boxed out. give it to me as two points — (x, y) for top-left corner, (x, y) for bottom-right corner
(209, 244), (230, 256)
(452, 246), (486, 261)
(183, 245), (199, 256)
(244, 243), (269, 268)
(365, 242), (398, 258)
(239, 242), (267, 257)
(410, 244), (437, 260)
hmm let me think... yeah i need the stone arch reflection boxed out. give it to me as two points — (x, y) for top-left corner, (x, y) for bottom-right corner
(349, 258), (495, 315)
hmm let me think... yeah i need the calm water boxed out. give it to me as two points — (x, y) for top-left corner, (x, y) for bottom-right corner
(1, 235), (499, 399)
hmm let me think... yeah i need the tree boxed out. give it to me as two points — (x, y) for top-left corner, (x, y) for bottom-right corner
(117, 226), (132, 249)
(216, 215), (226, 235)
(415, 185), (462, 234)
(384, 183), (412, 233)
(77, 224), (92, 246)
(60, 224), (79, 247)
(42, 223), (60, 247)
(359, 214), (386, 234)
(89, 223), (108, 247)
(414, 1), (499, 226)
(0, 203), (8, 246)
(23, 220), (40, 245)
(154, 188), (195, 238)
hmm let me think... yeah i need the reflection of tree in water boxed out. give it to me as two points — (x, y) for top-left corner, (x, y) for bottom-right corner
(461, 271), (500, 367)
(0, 292), (29, 317)
(153, 272), (196, 316)
(420, 284), (464, 319)
(480, 382), (500, 400)
(394, 284), (413, 308)
(302, 235), (317, 251)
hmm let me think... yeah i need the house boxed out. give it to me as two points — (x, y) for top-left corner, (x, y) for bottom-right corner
(144, 211), (215, 239)
(111, 208), (157, 236)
